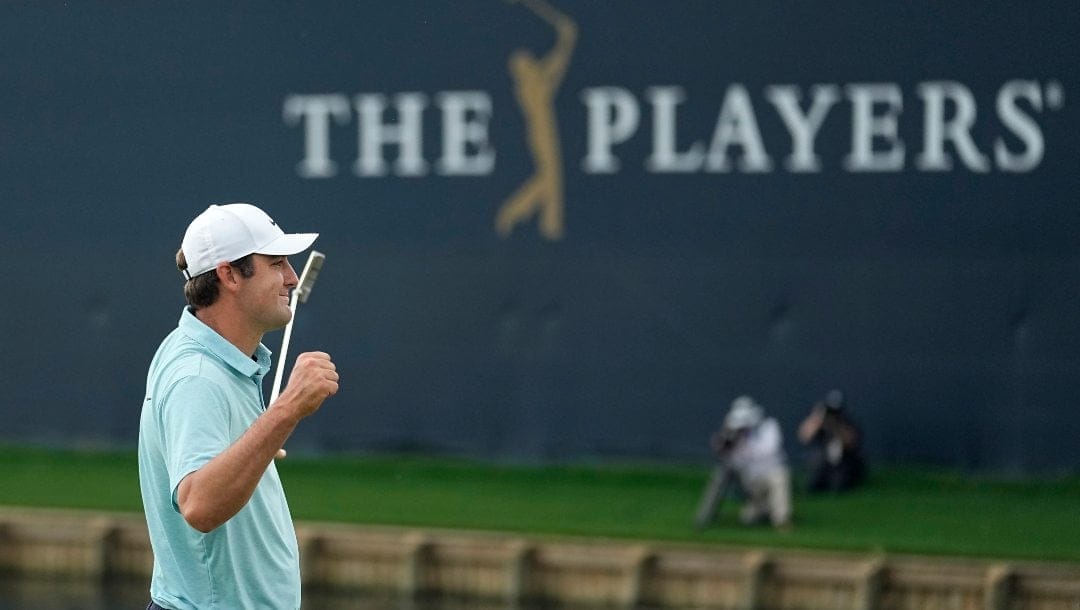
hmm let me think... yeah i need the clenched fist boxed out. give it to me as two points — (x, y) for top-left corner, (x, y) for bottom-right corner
(273, 351), (339, 421)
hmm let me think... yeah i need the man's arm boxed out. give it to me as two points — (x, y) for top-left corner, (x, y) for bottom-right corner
(797, 404), (825, 443)
(177, 351), (338, 533)
(836, 416), (861, 449)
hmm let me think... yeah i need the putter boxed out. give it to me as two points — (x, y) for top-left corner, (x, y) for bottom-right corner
(269, 250), (325, 405)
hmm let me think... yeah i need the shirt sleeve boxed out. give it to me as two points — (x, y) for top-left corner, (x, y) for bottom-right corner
(756, 418), (783, 454)
(738, 419), (783, 461)
(159, 375), (232, 510)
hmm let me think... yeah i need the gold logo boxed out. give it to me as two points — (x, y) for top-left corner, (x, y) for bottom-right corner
(495, 0), (577, 241)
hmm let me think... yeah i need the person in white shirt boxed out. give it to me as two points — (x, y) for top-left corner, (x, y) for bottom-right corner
(713, 395), (792, 530)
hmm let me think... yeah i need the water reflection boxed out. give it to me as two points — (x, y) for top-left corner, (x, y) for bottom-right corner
(0, 576), (145, 610)
(0, 576), (600, 610)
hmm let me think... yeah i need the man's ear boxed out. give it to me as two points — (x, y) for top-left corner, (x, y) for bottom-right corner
(214, 262), (242, 292)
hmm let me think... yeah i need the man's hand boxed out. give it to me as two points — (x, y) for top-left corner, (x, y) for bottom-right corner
(711, 427), (741, 455)
(274, 351), (339, 421)
(798, 403), (826, 443)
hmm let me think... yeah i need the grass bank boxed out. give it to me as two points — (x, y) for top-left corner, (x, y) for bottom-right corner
(0, 446), (1076, 563)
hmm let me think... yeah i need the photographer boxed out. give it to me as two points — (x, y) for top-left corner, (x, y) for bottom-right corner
(798, 389), (866, 492)
(699, 396), (792, 530)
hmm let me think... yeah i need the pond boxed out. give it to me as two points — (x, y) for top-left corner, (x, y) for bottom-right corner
(0, 576), (602, 610)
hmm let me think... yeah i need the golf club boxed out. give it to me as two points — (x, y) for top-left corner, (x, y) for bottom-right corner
(269, 250), (325, 405)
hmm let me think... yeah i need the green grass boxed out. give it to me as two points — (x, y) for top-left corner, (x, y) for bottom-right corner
(0, 446), (1077, 563)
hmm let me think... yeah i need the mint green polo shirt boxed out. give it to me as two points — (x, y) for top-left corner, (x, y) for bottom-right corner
(138, 307), (301, 609)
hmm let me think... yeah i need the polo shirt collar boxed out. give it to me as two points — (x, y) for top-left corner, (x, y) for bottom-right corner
(178, 307), (272, 378)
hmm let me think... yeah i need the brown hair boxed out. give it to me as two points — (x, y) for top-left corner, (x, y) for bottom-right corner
(176, 248), (256, 310)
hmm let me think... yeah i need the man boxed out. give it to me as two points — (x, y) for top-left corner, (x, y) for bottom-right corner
(798, 389), (867, 492)
(138, 203), (339, 609)
(711, 395), (792, 530)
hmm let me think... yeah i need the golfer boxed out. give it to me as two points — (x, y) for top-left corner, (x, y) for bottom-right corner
(138, 203), (338, 609)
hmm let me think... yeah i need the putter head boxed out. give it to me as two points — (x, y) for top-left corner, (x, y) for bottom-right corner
(297, 250), (325, 304)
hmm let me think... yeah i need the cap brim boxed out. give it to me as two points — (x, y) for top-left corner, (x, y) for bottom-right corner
(255, 233), (319, 256)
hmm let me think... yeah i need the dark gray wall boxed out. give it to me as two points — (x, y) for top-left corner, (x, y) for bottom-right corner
(1, 2), (1077, 472)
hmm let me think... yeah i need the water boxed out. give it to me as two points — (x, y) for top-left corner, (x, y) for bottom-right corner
(0, 576), (576, 610)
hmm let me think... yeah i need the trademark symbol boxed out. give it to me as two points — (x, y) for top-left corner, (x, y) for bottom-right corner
(1045, 80), (1064, 110)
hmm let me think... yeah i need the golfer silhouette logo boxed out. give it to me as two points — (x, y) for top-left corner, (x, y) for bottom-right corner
(495, 0), (577, 241)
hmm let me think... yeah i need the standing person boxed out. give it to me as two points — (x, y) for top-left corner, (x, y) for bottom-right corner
(138, 203), (339, 610)
(713, 395), (793, 530)
(798, 389), (866, 492)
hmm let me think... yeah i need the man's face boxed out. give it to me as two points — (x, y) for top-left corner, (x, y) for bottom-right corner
(237, 254), (299, 332)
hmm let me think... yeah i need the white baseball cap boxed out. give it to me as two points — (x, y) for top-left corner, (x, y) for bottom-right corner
(181, 203), (318, 279)
(725, 395), (764, 430)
